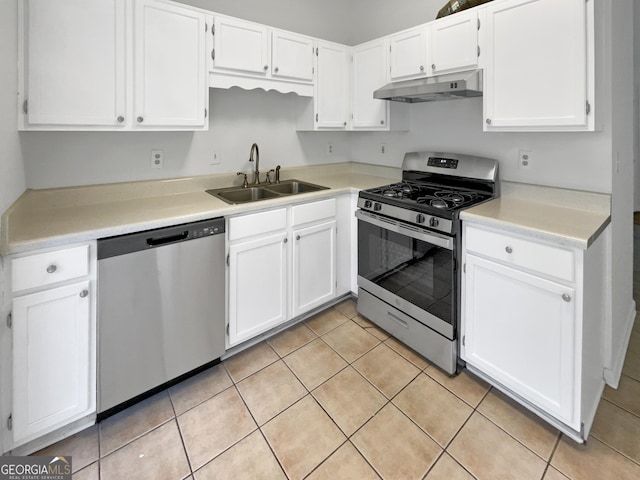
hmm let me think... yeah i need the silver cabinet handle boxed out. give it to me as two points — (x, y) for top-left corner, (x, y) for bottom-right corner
(283, 238), (288, 244)
(343, 121), (347, 126)
(263, 65), (268, 71)
(80, 290), (89, 298)
(46, 264), (57, 274)
(419, 65), (424, 72)
(117, 115), (125, 123)
(137, 116), (144, 123)
(380, 120), (384, 125)
(431, 63), (436, 70)
(296, 235), (300, 240)
(274, 67), (279, 73)
(562, 293), (571, 302)
(505, 246), (513, 254)
(486, 118), (492, 125)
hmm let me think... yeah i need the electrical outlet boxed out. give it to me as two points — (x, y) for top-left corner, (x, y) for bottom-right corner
(210, 152), (221, 166)
(380, 144), (387, 155)
(326, 143), (334, 156)
(151, 150), (164, 169)
(518, 149), (533, 169)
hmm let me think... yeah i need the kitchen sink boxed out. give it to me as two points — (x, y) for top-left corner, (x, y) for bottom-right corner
(206, 179), (329, 205)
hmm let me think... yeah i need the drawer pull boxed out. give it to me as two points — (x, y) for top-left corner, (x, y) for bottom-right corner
(46, 265), (57, 274)
(562, 293), (571, 302)
(80, 290), (89, 298)
(505, 246), (513, 254)
(387, 312), (409, 329)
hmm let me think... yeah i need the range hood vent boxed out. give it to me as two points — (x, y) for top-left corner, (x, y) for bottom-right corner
(374, 69), (483, 103)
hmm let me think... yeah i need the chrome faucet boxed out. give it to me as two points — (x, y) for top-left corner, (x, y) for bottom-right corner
(275, 165), (281, 184)
(249, 143), (260, 184)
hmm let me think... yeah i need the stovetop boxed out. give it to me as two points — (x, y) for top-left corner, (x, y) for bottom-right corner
(362, 181), (492, 213)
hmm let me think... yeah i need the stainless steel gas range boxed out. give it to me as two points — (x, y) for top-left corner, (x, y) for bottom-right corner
(356, 151), (499, 374)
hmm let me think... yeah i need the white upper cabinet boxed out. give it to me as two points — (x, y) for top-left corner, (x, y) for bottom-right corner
(481, 0), (593, 131)
(134, 0), (208, 128)
(210, 15), (314, 95)
(314, 41), (350, 129)
(428, 9), (479, 76)
(272, 30), (314, 82)
(351, 39), (389, 130)
(20, 0), (126, 128)
(212, 16), (270, 75)
(19, 0), (210, 131)
(389, 25), (429, 81)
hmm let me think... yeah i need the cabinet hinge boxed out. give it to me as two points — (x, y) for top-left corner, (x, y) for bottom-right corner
(477, 18), (481, 30)
(463, 263), (466, 273)
(7, 414), (12, 431)
(212, 24), (215, 36)
(477, 45), (481, 57)
(586, 100), (591, 115)
(6, 311), (12, 329)
(205, 108), (207, 118)
(205, 22), (208, 33)
(462, 335), (465, 346)
(315, 47), (318, 56)
(226, 324), (229, 336)
(211, 49), (215, 61)
(315, 113), (318, 122)
(226, 254), (229, 266)
(23, 99), (28, 115)
(312, 67), (315, 75)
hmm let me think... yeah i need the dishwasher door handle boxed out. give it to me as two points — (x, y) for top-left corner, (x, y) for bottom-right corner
(146, 231), (189, 247)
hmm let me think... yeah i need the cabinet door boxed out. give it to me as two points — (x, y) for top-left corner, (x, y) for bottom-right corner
(228, 233), (287, 346)
(272, 31), (314, 82)
(389, 25), (428, 80)
(429, 10), (478, 76)
(12, 281), (93, 444)
(462, 254), (578, 427)
(292, 221), (336, 317)
(23, 0), (126, 127)
(352, 40), (389, 130)
(482, 0), (589, 130)
(315, 42), (350, 129)
(134, 0), (207, 127)
(213, 16), (269, 75)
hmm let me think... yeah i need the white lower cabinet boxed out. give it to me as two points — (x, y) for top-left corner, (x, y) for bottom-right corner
(227, 198), (338, 347)
(228, 230), (288, 347)
(291, 218), (336, 318)
(461, 222), (608, 440)
(6, 242), (97, 449)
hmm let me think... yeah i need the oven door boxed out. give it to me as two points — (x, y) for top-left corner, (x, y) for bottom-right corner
(356, 210), (456, 339)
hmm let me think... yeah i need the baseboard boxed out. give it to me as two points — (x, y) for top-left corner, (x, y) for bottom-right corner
(604, 299), (636, 388)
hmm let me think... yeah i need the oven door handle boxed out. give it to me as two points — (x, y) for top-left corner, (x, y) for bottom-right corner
(356, 210), (453, 250)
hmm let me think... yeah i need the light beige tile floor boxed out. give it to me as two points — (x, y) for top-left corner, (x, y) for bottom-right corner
(36, 297), (640, 479)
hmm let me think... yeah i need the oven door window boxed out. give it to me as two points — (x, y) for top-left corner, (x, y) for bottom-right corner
(358, 219), (454, 325)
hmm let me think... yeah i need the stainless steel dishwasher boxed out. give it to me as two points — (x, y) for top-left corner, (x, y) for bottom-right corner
(97, 217), (225, 419)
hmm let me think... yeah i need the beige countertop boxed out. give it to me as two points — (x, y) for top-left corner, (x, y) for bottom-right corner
(2, 169), (612, 255)
(1, 163), (400, 255)
(461, 182), (611, 249)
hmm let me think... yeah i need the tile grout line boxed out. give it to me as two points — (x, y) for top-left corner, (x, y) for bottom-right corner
(167, 391), (195, 478)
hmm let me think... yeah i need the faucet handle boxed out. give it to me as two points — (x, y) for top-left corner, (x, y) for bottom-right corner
(275, 165), (281, 184)
(237, 171), (249, 188)
(265, 169), (275, 184)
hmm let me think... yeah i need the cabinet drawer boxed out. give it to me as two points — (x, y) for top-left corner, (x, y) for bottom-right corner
(12, 245), (90, 293)
(465, 225), (574, 282)
(229, 208), (287, 241)
(291, 198), (336, 226)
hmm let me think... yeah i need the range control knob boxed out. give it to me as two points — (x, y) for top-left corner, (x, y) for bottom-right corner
(373, 203), (382, 212)
(364, 200), (372, 209)
(429, 217), (440, 228)
(416, 214), (426, 224)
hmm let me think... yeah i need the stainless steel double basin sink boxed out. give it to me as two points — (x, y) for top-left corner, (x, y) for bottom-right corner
(206, 179), (329, 205)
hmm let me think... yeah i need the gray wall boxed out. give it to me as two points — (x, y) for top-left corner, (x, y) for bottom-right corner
(0, 0), (25, 220)
(635, 1), (640, 210)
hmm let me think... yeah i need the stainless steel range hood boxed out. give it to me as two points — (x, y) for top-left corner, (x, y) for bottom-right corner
(374, 69), (483, 103)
